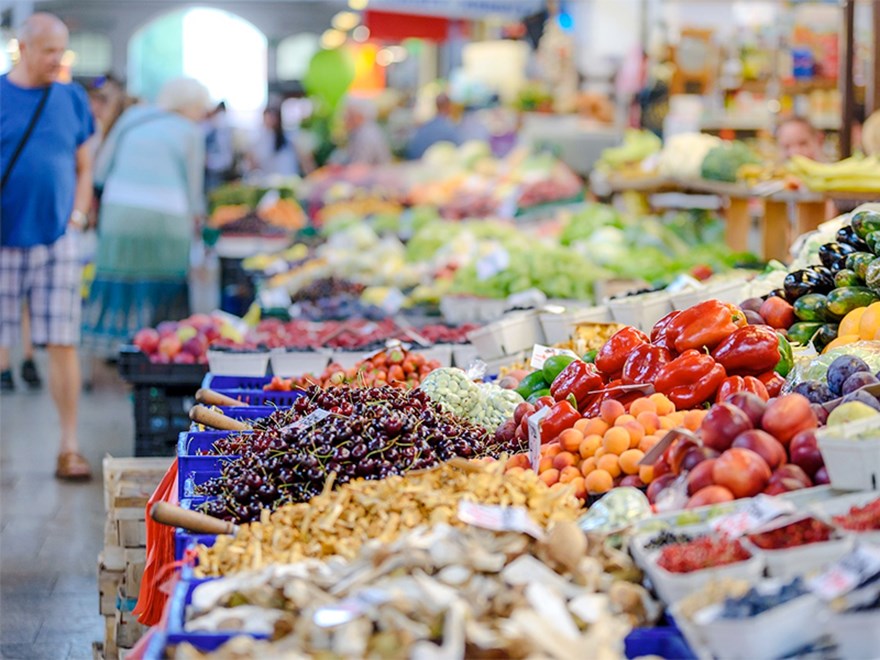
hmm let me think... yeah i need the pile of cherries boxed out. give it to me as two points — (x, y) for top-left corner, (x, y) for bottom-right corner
(197, 386), (526, 523)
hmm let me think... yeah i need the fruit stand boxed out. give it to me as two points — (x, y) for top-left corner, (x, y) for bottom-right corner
(111, 183), (880, 658)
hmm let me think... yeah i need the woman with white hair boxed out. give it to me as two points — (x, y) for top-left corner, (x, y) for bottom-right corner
(82, 77), (210, 356)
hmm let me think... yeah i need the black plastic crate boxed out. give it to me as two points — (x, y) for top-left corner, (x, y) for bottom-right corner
(118, 345), (208, 386)
(134, 385), (197, 457)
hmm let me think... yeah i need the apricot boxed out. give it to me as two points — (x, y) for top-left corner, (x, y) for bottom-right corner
(629, 397), (658, 417)
(602, 427), (630, 455)
(639, 464), (655, 484)
(597, 453), (622, 478)
(580, 456), (597, 477)
(600, 399), (626, 425)
(649, 393), (675, 416)
(619, 449), (646, 475)
(570, 476), (587, 499)
(623, 421), (645, 448)
(540, 468), (560, 486)
(559, 465), (581, 484)
(505, 453), (530, 470)
(636, 411), (661, 435)
(553, 451), (578, 470)
(559, 428), (585, 453)
(581, 417), (610, 437)
(585, 469), (614, 494)
(579, 434), (602, 459)
(683, 409), (706, 432)
(539, 456), (554, 473)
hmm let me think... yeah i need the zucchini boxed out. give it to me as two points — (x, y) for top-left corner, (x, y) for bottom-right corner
(866, 259), (880, 293)
(793, 293), (829, 322)
(787, 321), (823, 345)
(846, 252), (877, 280)
(851, 210), (880, 239)
(826, 286), (879, 318)
(866, 230), (880, 255)
(834, 269), (861, 288)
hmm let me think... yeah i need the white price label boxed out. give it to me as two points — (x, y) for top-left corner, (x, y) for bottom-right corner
(527, 407), (551, 472)
(313, 588), (390, 627)
(529, 344), (579, 370)
(281, 408), (331, 434)
(457, 501), (545, 540)
(710, 494), (796, 538)
(476, 247), (510, 281)
(809, 544), (880, 601)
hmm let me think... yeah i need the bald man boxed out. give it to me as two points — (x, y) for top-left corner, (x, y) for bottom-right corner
(1, 13), (95, 479)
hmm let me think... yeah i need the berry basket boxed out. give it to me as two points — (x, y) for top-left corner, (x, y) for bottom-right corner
(118, 345), (208, 386)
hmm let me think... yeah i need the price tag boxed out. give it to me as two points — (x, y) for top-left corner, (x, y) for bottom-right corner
(638, 428), (699, 467)
(457, 501), (545, 540)
(710, 494), (796, 538)
(809, 544), (880, 601)
(281, 408), (331, 434)
(529, 344), (579, 370)
(313, 588), (390, 627)
(527, 407), (551, 472)
(256, 188), (280, 211)
(476, 247), (510, 281)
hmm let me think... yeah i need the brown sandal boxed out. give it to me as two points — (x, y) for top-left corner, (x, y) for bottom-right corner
(55, 452), (92, 481)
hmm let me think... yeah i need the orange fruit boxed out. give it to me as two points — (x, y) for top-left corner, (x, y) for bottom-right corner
(540, 468), (560, 486)
(559, 428), (585, 453)
(859, 302), (880, 340)
(659, 416), (677, 430)
(602, 426), (630, 455)
(636, 411), (660, 435)
(597, 453), (621, 478)
(559, 465), (581, 484)
(579, 434), (602, 459)
(580, 456), (597, 477)
(600, 399), (626, 425)
(594, 446), (607, 459)
(553, 451), (578, 470)
(614, 414), (637, 427)
(639, 464), (655, 484)
(543, 443), (563, 458)
(629, 397), (658, 417)
(585, 469), (614, 494)
(683, 409), (706, 432)
(639, 434), (660, 453)
(538, 456), (554, 473)
(619, 449), (645, 475)
(839, 306), (866, 337)
(649, 393), (675, 416)
(623, 421), (645, 448)
(506, 466), (525, 477)
(570, 476), (587, 499)
(581, 417), (610, 437)
(573, 418), (591, 434)
(505, 453), (530, 470)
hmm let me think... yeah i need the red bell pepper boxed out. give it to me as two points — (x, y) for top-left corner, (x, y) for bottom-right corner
(651, 310), (682, 353)
(622, 344), (672, 385)
(595, 326), (650, 378)
(758, 370), (785, 398)
(716, 375), (770, 403)
(667, 300), (747, 353)
(537, 400), (581, 443)
(654, 349), (727, 410)
(550, 360), (604, 410)
(711, 325), (780, 377)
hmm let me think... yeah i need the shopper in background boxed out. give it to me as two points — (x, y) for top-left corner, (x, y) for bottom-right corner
(776, 116), (824, 161)
(458, 103), (492, 144)
(406, 93), (462, 160)
(82, 77), (209, 360)
(88, 73), (129, 154)
(245, 105), (298, 179)
(204, 100), (235, 192)
(336, 98), (391, 166)
(0, 12), (94, 479)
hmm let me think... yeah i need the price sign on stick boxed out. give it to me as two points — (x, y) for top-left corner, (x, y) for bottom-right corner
(809, 544), (880, 601)
(281, 409), (331, 434)
(458, 501), (545, 540)
(711, 494), (796, 538)
(529, 344), (578, 370)
(527, 407), (551, 472)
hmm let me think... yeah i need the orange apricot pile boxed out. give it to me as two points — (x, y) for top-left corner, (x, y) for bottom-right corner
(503, 393), (708, 501)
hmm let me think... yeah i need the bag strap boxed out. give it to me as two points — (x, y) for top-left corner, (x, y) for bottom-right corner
(1, 84), (52, 191)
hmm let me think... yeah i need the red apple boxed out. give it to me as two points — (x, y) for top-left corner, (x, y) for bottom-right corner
(514, 402), (536, 425)
(761, 394), (817, 445)
(725, 391), (767, 428)
(188, 313), (213, 330)
(701, 403), (754, 452)
(814, 466), (831, 485)
(788, 430), (824, 478)
(133, 328), (160, 355)
(181, 336), (207, 358)
(732, 430), (786, 470)
(713, 448), (772, 498)
(647, 474), (676, 504)
(156, 321), (178, 338)
(764, 477), (808, 495)
(495, 419), (517, 443)
(620, 475), (646, 488)
(158, 335), (182, 359)
(652, 457), (672, 480)
(204, 326), (221, 343)
(686, 485), (735, 509)
(770, 464), (812, 488)
(681, 446), (719, 473)
(173, 352), (195, 364)
(687, 458), (718, 496)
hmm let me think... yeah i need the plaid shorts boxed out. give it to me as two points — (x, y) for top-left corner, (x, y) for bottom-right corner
(0, 231), (82, 347)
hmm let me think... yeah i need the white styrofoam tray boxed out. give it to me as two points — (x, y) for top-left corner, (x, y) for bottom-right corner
(539, 306), (611, 344)
(826, 608), (880, 660)
(606, 292), (673, 332)
(809, 490), (880, 545)
(816, 420), (880, 491)
(269, 350), (331, 378)
(206, 350), (270, 377)
(415, 344), (454, 368)
(744, 532), (854, 580)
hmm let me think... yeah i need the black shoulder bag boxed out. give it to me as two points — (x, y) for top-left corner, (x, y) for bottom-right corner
(1, 84), (52, 191)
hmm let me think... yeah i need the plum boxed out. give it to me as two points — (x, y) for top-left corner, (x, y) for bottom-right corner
(827, 355), (871, 396)
(792, 380), (834, 404)
(841, 389), (880, 413)
(841, 371), (880, 396)
(740, 298), (765, 314)
(743, 310), (766, 325)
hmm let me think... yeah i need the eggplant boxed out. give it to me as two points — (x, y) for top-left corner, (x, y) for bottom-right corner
(836, 226), (870, 252)
(784, 269), (836, 302)
(762, 288), (788, 301)
(818, 242), (858, 272)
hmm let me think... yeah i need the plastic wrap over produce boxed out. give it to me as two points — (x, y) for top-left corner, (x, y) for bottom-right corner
(420, 365), (523, 431)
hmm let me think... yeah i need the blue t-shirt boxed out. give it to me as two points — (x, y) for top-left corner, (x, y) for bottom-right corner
(1, 75), (94, 247)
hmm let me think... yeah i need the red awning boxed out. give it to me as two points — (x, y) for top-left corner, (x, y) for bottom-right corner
(364, 10), (467, 42)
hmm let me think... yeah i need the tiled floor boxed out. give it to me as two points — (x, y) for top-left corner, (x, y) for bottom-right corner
(1, 356), (134, 659)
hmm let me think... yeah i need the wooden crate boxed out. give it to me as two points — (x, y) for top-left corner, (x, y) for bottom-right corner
(103, 456), (171, 512)
(115, 607), (147, 649)
(123, 548), (146, 599)
(98, 554), (124, 616)
(104, 615), (117, 659)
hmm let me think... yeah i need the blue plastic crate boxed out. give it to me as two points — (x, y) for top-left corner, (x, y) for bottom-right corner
(165, 578), (268, 652)
(201, 373), (272, 390)
(174, 498), (220, 561)
(213, 388), (304, 407)
(188, 405), (277, 431)
(625, 627), (696, 660)
(180, 468), (223, 500)
(177, 431), (241, 488)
